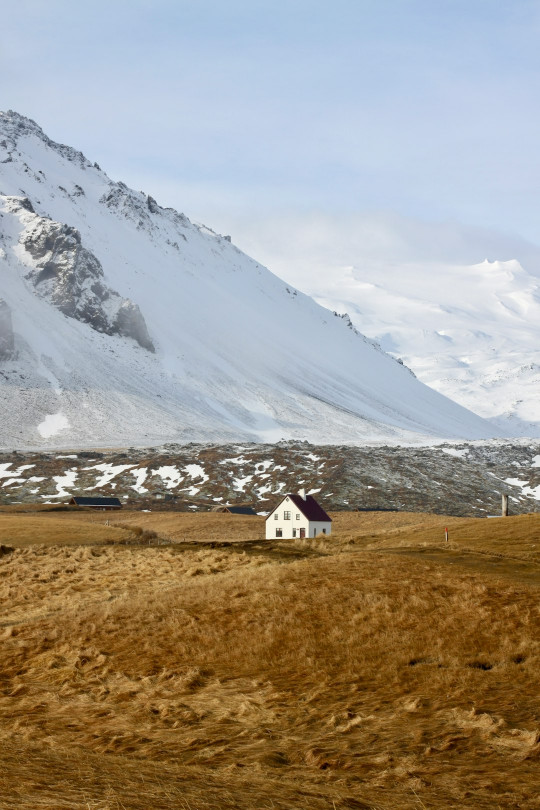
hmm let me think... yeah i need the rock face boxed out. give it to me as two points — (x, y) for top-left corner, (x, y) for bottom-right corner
(0, 299), (15, 360)
(0, 109), (93, 170)
(12, 198), (154, 351)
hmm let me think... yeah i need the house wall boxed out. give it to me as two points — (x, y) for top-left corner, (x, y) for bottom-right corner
(265, 495), (332, 539)
(303, 521), (332, 538)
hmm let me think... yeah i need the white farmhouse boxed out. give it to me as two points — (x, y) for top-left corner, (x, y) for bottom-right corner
(266, 489), (332, 540)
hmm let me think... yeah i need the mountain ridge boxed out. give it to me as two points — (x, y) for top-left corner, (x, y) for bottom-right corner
(0, 110), (505, 449)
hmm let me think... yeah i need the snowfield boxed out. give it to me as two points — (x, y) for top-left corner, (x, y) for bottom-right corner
(0, 111), (508, 449)
(258, 226), (540, 436)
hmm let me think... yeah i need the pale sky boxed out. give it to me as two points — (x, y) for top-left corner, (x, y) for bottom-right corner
(3, 0), (540, 273)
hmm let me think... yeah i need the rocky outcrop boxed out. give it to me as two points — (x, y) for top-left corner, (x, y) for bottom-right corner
(0, 299), (15, 360)
(17, 206), (154, 351)
(0, 441), (538, 516)
(0, 110), (93, 170)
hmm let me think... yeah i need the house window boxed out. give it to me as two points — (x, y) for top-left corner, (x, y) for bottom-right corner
(322, 528), (326, 534)
(292, 529), (296, 538)
(276, 528), (282, 538)
(274, 513), (278, 520)
(284, 511), (291, 520)
(296, 513), (300, 520)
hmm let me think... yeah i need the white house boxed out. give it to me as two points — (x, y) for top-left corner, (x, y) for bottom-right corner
(266, 489), (332, 540)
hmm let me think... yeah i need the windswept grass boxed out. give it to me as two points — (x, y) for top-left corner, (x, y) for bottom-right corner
(329, 511), (540, 565)
(109, 510), (265, 543)
(1, 510), (540, 808)
(0, 514), (132, 546)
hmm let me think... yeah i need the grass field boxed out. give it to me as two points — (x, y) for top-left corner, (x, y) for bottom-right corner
(1, 508), (540, 808)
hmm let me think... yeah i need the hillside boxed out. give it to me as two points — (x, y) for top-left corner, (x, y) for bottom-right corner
(279, 250), (540, 435)
(1, 509), (540, 808)
(1, 440), (539, 516)
(0, 110), (503, 449)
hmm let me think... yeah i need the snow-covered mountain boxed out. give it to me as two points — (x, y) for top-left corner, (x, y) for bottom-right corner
(0, 111), (504, 449)
(251, 221), (540, 436)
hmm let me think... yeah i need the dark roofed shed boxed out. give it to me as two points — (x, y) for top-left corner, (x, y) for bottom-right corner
(70, 496), (123, 510)
(215, 505), (257, 515)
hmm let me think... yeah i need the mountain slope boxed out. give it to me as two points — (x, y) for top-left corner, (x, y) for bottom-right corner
(0, 111), (503, 449)
(258, 229), (540, 436)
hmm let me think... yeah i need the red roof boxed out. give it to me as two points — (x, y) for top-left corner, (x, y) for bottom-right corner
(271, 493), (332, 522)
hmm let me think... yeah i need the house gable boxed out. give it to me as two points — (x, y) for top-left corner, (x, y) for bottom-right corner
(267, 494), (332, 523)
(265, 493), (332, 540)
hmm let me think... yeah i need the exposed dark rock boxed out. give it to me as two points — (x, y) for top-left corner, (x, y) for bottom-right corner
(112, 299), (155, 352)
(0, 299), (16, 360)
(99, 184), (155, 232)
(0, 111), (92, 170)
(19, 197), (35, 213)
(18, 208), (154, 351)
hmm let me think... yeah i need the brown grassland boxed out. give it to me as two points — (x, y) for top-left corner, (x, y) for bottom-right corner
(1, 507), (540, 808)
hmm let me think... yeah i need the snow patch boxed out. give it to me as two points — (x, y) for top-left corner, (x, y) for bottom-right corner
(153, 466), (184, 489)
(131, 467), (149, 493)
(2, 478), (26, 488)
(233, 475), (253, 492)
(184, 464), (209, 483)
(442, 448), (470, 458)
(45, 468), (78, 499)
(504, 477), (540, 501)
(37, 412), (70, 438)
(84, 463), (134, 489)
(1, 463), (34, 475)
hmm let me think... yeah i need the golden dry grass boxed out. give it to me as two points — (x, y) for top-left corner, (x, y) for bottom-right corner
(0, 514), (133, 547)
(111, 510), (265, 542)
(1, 510), (540, 808)
(1, 508), (266, 543)
(333, 510), (540, 558)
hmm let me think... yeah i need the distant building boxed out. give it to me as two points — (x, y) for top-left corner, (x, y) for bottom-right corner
(69, 496), (123, 510)
(213, 505), (257, 515)
(266, 489), (332, 540)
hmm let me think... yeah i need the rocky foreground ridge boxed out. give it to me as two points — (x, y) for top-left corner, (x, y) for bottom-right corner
(1, 441), (539, 517)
